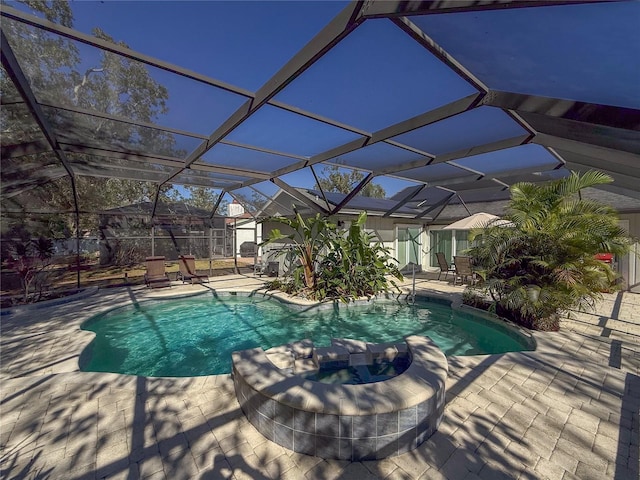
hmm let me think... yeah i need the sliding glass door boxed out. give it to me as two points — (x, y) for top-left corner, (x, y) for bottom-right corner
(429, 229), (472, 268)
(397, 226), (422, 269)
(430, 230), (452, 267)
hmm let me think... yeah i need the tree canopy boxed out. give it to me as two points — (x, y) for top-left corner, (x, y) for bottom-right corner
(314, 165), (386, 198)
(1, 0), (221, 235)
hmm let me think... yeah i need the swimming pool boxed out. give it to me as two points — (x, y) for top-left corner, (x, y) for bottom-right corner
(80, 293), (532, 377)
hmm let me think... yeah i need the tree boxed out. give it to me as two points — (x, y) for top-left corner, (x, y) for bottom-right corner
(315, 165), (386, 198)
(465, 171), (632, 331)
(262, 212), (333, 290)
(1, 1), (79, 205)
(1, 1), (186, 235)
(318, 212), (403, 300)
(183, 186), (217, 211)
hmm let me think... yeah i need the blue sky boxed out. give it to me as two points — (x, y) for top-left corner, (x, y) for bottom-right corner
(8, 0), (639, 198)
(62, 0), (426, 195)
(70, 1), (349, 92)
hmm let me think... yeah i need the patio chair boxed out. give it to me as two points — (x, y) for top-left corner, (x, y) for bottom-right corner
(144, 256), (172, 288)
(254, 256), (281, 277)
(436, 252), (456, 281)
(254, 256), (268, 277)
(177, 255), (209, 284)
(453, 256), (476, 286)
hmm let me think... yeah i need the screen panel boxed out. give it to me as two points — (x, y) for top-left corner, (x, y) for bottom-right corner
(42, 106), (201, 160)
(327, 142), (430, 172)
(390, 107), (528, 156)
(0, 103), (48, 150)
(61, 0), (349, 91)
(411, 2), (640, 108)
(3, 17), (248, 136)
(451, 144), (562, 175)
(224, 105), (364, 157)
(394, 162), (477, 184)
(202, 143), (299, 173)
(274, 19), (478, 132)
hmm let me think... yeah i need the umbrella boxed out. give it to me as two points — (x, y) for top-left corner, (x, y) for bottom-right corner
(442, 212), (512, 230)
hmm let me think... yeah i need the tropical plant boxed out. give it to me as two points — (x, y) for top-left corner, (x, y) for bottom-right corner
(466, 171), (631, 330)
(260, 211), (402, 301)
(317, 213), (402, 300)
(4, 228), (56, 303)
(261, 211), (335, 291)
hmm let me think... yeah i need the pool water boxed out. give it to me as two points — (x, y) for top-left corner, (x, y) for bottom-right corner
(80, 294), (532, 377)
(301, 357), (411, 385)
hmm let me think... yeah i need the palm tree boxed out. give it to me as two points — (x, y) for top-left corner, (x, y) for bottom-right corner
(261, 211), (334, 291)
(467, 171), (631, 330)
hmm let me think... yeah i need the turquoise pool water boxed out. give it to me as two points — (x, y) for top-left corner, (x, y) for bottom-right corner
(80, 294), (532, 377)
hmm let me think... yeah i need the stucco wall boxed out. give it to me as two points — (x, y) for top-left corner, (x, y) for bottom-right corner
(619, 213), (640, 291)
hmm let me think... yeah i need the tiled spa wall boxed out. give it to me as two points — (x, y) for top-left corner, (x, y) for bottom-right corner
(232, 339), (447, 461)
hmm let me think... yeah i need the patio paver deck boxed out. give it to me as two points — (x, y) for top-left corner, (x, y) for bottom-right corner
(1, 275), (638, 479)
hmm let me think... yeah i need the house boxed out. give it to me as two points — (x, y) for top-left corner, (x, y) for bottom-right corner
(225, 200), (262, 258)
(257, 186), (640, 290)
(98, 202), (232, 264)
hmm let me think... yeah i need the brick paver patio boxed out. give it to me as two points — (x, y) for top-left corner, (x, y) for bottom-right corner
(1, 275), (638, 479)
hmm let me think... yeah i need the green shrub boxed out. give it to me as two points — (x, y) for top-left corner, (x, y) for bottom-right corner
(466, 171), (632, 331)
(260, 211), (402, 302)
(5, 232), (55, 303)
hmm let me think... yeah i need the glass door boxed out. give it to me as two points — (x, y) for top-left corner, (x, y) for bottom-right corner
(430, 230), (453, 268)
(397, 226), (422, 268)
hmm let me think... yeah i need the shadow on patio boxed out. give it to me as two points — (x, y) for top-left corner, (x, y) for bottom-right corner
(3, 335), (637, 479)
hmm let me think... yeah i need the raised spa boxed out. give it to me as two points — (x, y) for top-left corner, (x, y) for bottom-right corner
(232, 336), (447, 461)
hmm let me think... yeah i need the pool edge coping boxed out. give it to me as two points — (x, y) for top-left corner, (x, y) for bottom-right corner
(1, 281), (535, 381)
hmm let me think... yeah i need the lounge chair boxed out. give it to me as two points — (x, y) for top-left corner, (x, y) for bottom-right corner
(453, 256), (476, 286)
(144, 256), (172, 288)
(436, 252), (455, 281)
(177, 255), (209, 284)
